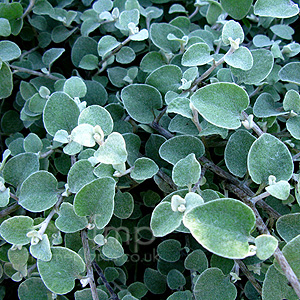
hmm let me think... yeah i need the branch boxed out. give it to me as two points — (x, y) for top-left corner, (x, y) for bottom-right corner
(92, 261), (120, 300)
(81, 230), (99, 300)
(10, 65), (61, 81)
(22, 0), (35, 19)
(39, 149), (54, 159)
(188, 6), (199, 19)
(0, 202), (20, 219)
(235, 259), (262, 296)
(150, 122), (174, 139)
(241, 111), (264, 137)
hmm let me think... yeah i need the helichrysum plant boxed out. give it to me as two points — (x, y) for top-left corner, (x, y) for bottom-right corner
(0, 0), (300, 299)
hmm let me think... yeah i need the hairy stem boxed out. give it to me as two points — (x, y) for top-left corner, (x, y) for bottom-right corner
(235, 259), (262, 295)
(188, 6), (199, 19)
(22, 0), (35, 19)
(241, 111), (264, 137)
(10, 65), (61, 81)
(81, 230), (99, 300)
(92, 261), (120, 300)
(0, 202), (20, 218)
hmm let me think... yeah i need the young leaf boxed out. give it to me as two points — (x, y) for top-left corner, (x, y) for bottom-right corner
(172, 153), (201, 187)
(18, 171), (58, 213)
(37, 247), (85, 295)
(266, 180), (290, 200)
(224, 46), (253, 70)
(190, 82), (249, 129)
(183, 199), (256, 259)
(121, 84), (163, 124)
(247, 134), (293, 184)
(94, 132), (127, 165)
(255, 234), (278, 261)
(283, 90), (300, 113)
(63, 76), (87, 98)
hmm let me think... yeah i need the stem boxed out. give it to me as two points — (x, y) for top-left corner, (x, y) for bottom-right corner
(273, 248), (300, 298)
(191, 104), (202, 133)
(189, 45), (236, 92)
(157, 169), (177, 191)
(81, 230), (99, 300)
(22, 0), (35, 19)
(293, 152), (300, 161)
(10, 193), (19, 201)
(98, 37), (131, 69)
(188, 6), (199, 19)
(235, 259), (262, 295)
(150, 122), (174, 139)
(191, 166), (206, 193)
(241, 111), (264, 137)
(250, 191), (270, 204)
(39, 149), (54, 159)
(38, 195), (63, 236)
(249, 85), (264, 98)
(0, 202), (20, 219)
(10, 65), (61, 81)
(92, 261), (120, 300)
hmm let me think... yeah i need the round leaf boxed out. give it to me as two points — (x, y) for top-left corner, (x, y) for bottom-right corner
(19, 171), (58, 212)
(222, 20), (244, 45)
(78, 105), (113, 136)
(184, 249), (208, 273)
(276, 213), (300, 242)
(37, 247), (85, 295)
(94, 132), (128, 165)
(247, 133), (293, 184)
(283, 89), (300, 113)
(167, 269), (186, 290)
(0, 40), (21, 62)
(231, 49), (274, 85)
(193, 268), (237, 300)
(114, 191), (134, 219)
(102, 237), (124, 259)
(172, 153), (201, 187)
(74, 178), (116, 229)
(145, 65), (182, 95)
(254, 0), (299, 18)
(224, 46), (253, 71)
(144, 268), (166, 294)
(225, 130), (256, 178)
(183, 198), (256, 259)
(0, 61), (13, 99)
(55, 203), (88, 233)
(121, 84), (163, 124)
(0, 216), (33, 245)
(157, 239), (181, 262)
(131, 158), (159, 181)
(159, 135), (205, 165)
(255, 234), (278, 261)
(3, 152), (39, 188)
(266, 181), (290, 200)
(43, 92), (80, 136)
(150, 202), (183, 237)
(63, 77), (87, 98)
(279, 62), (300, 85)
(182, 43), (213, 67)
(220, 0), (252, 19)
(30, 234), (52, 262)
(287, 116), (300, 139)
(190, 82), (249, 129)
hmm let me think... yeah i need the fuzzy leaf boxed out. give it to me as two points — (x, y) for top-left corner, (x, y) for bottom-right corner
(247, 133), (293, 184)
(0, 40), (21, 61)
(220, 0), (252, 19)
(63, 77), (87, 98)
(121, 84), (163, 123)
(73, 178), (116, 229)
(19, 171), (58, 212)
(254, 0), (299, 18)
(30, 234), (52, 262)
(182, 43), (213, 67)
(183, 199), (256, 259)
(255, 234), (278, 261)
(37, 247), (85, 295)
(222, 20), (244, 45)
(276, 213), (300, 242)
(43, 92), (80, 136)
(279, 62), (300, 85)
(190, 82), (249, 129)
(102, 237), (124, 259)
(55, 203), (88, 233)
(131, 158), (159, 181)
(159, 135), (205, 165)
(0, 61), (13, 99)
(266, 181), (290, 200)
(224, 46), (253, 70)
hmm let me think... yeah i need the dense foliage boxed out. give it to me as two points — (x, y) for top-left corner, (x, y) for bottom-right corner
(0, 0), (300, 299)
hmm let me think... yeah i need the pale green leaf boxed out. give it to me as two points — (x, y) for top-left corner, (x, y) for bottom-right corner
(42, 48), (65, 66)
(182, 43), (213, 67)
(0, 18), (11, 36)
(283, 90), (300, 113)
(190, 82), (249, 129)
(220, 0), (252, 19)
(63, 77), (87, 98)
(279, 62), (300, 85)
(131, 158), (159, 181)
(224, 46), (253, 70)
(0, 40), (21, 61)
(183, 199), (256, 259)
(102, 237), (124, 259)
(266, 181), (290, 200)
(37, 247), (85, 294)
(0, 61), (13, 99)
(254, 0), (299, 18)
(247, 133), (293, 184)
(222, 20), (244, 45)
(30, 234), (52, 262)
(276, 213), (300, 242)
(19, 171), (58, 212)
(255, 234), (278, 261)
(114, 191), (134, 219)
